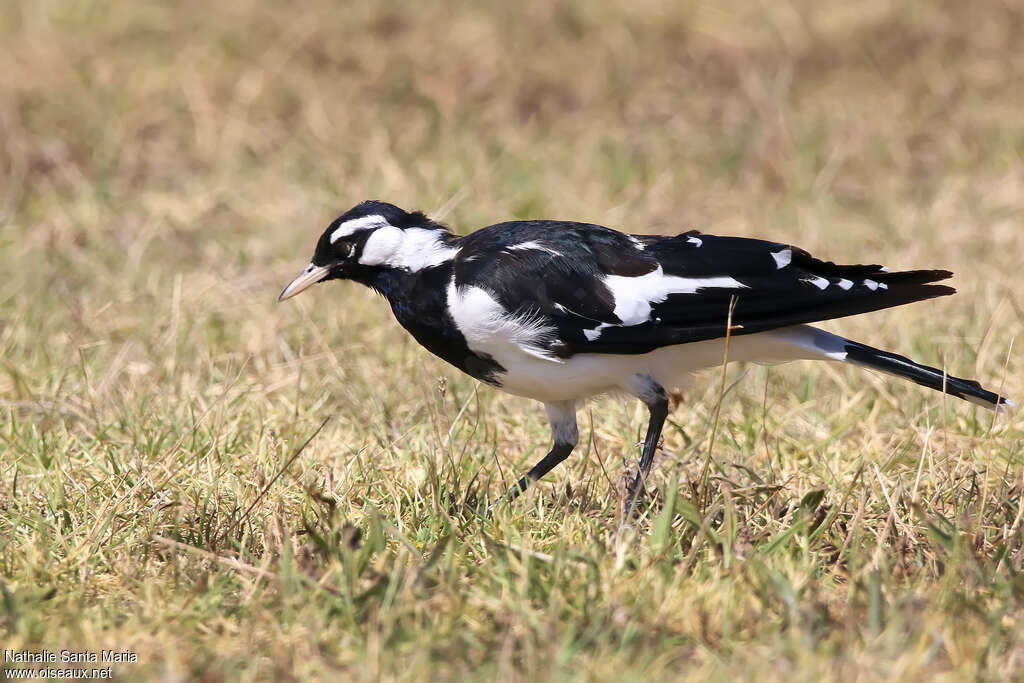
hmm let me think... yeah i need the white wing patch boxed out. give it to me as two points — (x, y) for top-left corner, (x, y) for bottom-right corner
(771, 248), (792, 269)
(583, 323), (612, 341)
(802, 275), (830, 290)
(604, 266), (748, 326)
(360, 227), (459, 271)
(837, 278), (853, 290)
(330, 214), (390, 243)
(446, 280), (558, 362)
(507, 241), (562, 257)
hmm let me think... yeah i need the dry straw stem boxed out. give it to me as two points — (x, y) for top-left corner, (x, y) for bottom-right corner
(2, 0), (1023, 680)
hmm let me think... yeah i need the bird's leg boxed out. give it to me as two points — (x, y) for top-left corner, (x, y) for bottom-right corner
(625, 381), (669, 518)
(492, 401), (578, 510)
(508, 443), (575, 499)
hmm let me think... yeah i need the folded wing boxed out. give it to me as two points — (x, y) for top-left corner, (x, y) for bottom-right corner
(452, 223), (954, 359)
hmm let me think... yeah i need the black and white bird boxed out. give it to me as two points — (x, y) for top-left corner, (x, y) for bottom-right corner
(280, 200), (1014, 510)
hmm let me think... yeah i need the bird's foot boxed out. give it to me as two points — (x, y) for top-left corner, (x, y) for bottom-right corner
(622, 470), (652, 520)
(485, 476), (532, 518)
(624, 486), (646, 520)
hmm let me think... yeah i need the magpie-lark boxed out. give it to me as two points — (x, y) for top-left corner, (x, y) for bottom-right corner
(280, 200), (1014, 510)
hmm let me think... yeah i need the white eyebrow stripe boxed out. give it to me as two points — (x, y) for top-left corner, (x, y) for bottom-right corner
(687, 236), (703, 247)
(330, 214), (389, 243)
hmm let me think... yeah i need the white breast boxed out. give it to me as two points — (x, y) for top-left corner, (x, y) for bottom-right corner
(446, 280), (558, 363)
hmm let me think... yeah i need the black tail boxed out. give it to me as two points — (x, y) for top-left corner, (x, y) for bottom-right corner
(843, 341), (1014, 411)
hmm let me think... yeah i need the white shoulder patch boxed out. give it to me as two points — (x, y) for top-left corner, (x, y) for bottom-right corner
(446, 280), (558, 362)
(330, 214), (389, 243)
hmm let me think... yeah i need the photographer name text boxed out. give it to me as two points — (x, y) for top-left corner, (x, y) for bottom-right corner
(4, 650), (136, 664)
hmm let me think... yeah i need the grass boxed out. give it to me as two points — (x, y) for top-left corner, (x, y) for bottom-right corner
(1, 0), (1023, 679)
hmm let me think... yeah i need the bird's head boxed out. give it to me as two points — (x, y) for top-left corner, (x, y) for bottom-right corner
(278, 200), (456, 301)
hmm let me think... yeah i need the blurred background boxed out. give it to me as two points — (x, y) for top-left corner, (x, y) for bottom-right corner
(1, 0), (1022, 679)
(4, 0), (1021, 399)
(4, 0), (1022, 334)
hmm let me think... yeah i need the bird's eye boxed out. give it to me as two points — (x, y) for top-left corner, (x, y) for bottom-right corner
(338, 240), (356, 258)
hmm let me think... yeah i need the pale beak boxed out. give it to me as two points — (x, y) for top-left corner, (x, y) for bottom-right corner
(278, 263), (330, 302)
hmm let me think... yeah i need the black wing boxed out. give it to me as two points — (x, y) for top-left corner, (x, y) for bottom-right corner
(452, 221), (954, 358)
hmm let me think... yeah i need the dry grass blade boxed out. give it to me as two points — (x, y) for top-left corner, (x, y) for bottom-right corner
(698, 295), (740, 513)
(215, 416), (331, 547)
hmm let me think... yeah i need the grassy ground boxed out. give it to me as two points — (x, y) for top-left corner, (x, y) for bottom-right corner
(2, 0), (1023, 679)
